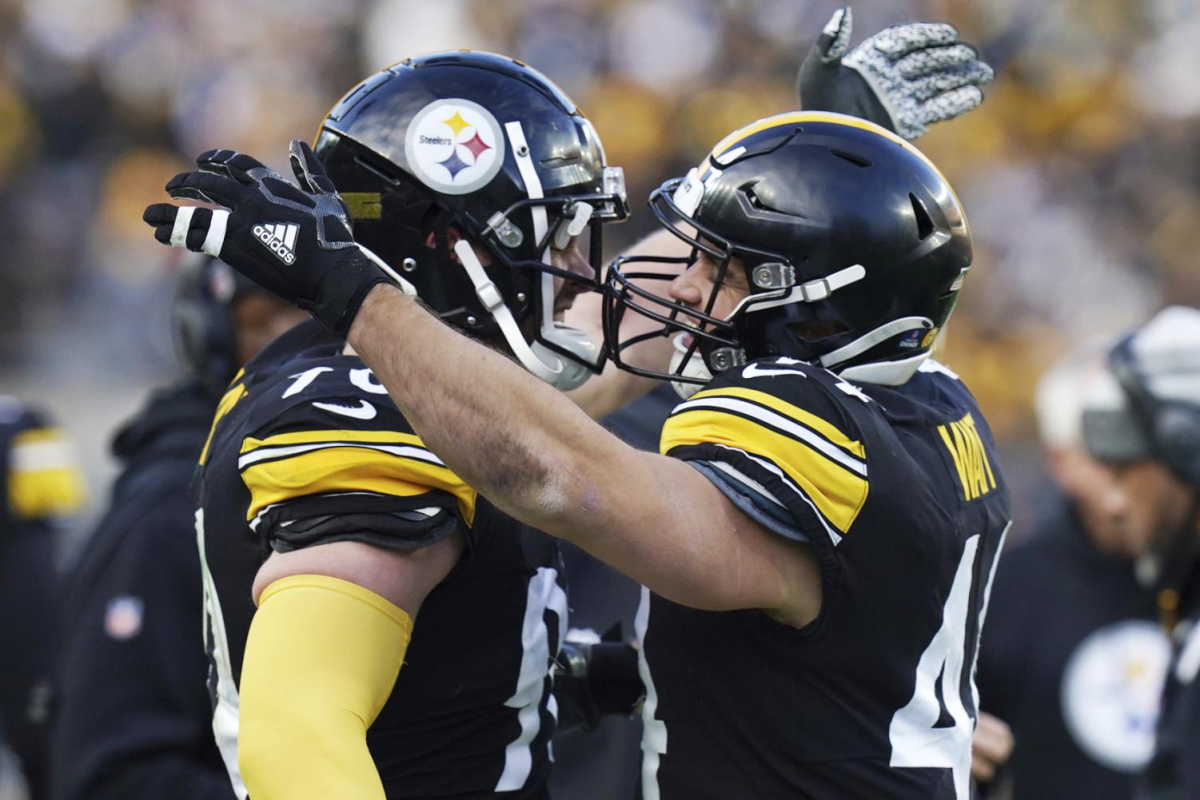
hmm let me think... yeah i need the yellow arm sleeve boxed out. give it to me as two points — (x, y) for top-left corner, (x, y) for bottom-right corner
(237, 574), (413, 800)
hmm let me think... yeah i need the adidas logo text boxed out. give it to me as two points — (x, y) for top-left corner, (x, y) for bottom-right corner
(253, 222), (298, 265)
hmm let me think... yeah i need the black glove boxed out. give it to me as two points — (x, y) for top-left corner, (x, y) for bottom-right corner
(798, 7), (994, 140)
(143, 140), (412, 335)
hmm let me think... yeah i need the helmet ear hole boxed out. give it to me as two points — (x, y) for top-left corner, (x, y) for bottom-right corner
(910, 193), (935, 240)
(789, 319), (848, 345)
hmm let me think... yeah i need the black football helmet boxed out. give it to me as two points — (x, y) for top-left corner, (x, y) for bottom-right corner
(604, 111), (971, 393)
(171, 255), (265, 391)
(315, 51), (628, 390)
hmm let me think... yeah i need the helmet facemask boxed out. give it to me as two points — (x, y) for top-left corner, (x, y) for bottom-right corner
(604, 169), (868, 397)
(468, 144), (628, 389)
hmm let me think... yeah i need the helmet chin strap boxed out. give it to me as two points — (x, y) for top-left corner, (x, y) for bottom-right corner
(533, 327), (599, 391)
(668, 333), (714, 400)
(453, 239), (594, 390)
(452, 118), (596, 391)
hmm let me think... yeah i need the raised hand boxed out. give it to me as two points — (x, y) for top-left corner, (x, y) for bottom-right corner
(144, 140), (411, 335)
(798, 7), (995, 140)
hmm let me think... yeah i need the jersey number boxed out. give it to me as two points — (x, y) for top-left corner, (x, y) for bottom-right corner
(888, 534), (981, 800)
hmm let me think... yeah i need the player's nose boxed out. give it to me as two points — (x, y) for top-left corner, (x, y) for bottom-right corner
(668, 262), (706, 308)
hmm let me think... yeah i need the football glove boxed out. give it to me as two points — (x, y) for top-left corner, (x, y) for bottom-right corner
(143, 140), (413, 336)
(798, 7), (995, 141)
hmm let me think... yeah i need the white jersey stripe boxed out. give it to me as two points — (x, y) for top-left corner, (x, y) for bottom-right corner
(637, 587), (666, 800)
(706, 443), (844, 545)
(10, 437), (78, 472)
(237, 441), (443, 470)
(971, 521), (1010, 710)
(673, 395), (867, 476)
(197, 508), (249, 799)
(495, 567), (567, 791)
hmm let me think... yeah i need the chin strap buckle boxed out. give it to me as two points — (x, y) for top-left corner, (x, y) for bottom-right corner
(554, 202), (594, 250)
(798, 263), (866, 302)
(486, 212), (524, 249)
(709, 347), (746, 373)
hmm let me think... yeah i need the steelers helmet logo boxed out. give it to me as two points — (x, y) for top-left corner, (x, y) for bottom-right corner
(404, 99), (506, 195)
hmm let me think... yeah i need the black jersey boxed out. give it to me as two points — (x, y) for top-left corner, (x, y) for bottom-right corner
(197, 321), (566, 800)
(639, 358), (1012, 800)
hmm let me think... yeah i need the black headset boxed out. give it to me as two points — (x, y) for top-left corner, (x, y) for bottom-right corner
(1109, 332), (1200, 490)
(170, 256), (258, 391)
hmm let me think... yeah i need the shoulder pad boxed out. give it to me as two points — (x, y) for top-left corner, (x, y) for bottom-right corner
(662, 357), (869, 540)
(237, 362), (476, 528)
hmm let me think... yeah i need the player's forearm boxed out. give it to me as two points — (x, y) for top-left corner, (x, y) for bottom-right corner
(347, 287), (808, 615)
(348, 284), (627, 536)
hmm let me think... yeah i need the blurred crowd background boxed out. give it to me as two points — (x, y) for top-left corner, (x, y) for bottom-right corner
(1, 0), (1199, 539)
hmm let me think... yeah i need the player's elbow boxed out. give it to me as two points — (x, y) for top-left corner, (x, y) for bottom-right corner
(478, 449), (592, 537)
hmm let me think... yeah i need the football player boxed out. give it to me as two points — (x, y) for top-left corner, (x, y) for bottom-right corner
(147, 112), (1010, 800)
(169, 53), (627, 800)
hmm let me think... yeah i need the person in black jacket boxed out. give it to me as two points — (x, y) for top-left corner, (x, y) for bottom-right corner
(49, 258), (303, 800)
(978, 327), (1190, 800)
(0, 398), (86, 800)
(1088, 306), (1200, 800)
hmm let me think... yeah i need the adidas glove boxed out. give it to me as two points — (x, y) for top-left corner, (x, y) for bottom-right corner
(144, 140), (413, 336)
(798, 7), (994, 141)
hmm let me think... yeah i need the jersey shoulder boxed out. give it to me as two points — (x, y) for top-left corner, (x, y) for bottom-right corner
(894, 360), (1007, 501)
(868, 359), (989, 428)
(203, 328), (474, 554)
(0, 396), (86, 523)
(660, 358), (869, 545)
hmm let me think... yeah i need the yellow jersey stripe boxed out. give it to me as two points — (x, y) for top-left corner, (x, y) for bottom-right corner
(662, 411), (868, 533)
(199, 382), (247, 466)
(8, 428), (86, 518)
(241, 444), (476, 526)
(684, 386), (865, 460)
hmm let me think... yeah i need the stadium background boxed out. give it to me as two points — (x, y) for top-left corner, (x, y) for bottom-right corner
(1, 0), (1198, 544)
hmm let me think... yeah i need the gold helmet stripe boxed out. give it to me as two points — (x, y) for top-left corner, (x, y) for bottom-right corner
(707, 111), (948, 182)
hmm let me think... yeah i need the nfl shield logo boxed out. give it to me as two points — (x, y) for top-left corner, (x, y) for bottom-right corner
(105, 595), (144, 640)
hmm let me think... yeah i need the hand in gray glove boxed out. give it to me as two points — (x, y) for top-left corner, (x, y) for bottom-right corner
(798, 7), (994, 140)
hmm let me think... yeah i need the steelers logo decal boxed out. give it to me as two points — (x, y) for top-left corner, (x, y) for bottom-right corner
(404, 99), (506, 195)
(1060, 620), (1171, 772)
